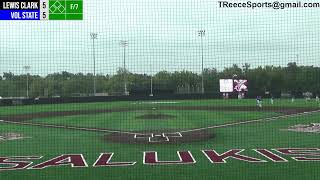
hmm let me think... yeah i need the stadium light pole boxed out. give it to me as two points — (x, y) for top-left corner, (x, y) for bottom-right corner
(23, 65), (31, 98)
(90, 33), (98, 96)
(198, 30), (205, 94)
(150, 74), (153, 97)
(149, 60), (153, 96)
(120, 40), (129, 95)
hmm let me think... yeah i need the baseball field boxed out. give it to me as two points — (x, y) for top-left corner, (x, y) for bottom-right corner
(0, 98), (319, 179)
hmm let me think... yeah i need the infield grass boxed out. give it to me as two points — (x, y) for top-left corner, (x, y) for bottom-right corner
(29, 110), (278, 131)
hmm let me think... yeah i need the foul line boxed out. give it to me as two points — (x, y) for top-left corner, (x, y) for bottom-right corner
(178, 109), (320, 133)
(0, 120), (143, 135)
(0, 109), (320, 135)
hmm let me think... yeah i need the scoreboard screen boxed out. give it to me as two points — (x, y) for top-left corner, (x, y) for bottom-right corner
(219, 79), (234, 93)
(0, 0), (83, 20)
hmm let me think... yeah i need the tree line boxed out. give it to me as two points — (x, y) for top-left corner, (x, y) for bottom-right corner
(0, 62), (319, 98)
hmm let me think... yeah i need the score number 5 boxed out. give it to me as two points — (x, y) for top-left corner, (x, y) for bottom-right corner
(41, 1), (47, 19)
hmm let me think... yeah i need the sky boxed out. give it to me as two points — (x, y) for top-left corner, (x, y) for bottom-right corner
(0, 0), (320, 76)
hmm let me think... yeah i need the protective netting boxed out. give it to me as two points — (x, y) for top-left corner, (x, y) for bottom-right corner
(1, 0), (320, 179)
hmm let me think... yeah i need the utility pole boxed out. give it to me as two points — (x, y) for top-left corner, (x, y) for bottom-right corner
(120, 40), (129, 95)
(198, 30), (205, 94)
(23, 65), (31, 98)
(90, 33), (98, 96)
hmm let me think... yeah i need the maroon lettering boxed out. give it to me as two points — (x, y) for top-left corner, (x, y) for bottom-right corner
(0, 156), (41, 171)
(276, 148), (320, 161)
(30, 154), (87, 169)
(254, 149), (287, 162)
(93, 153), (136, 167)
(144, 151), (195, 165)
(202, 149), (265, 163)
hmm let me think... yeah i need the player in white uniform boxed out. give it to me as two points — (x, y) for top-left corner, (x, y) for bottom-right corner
(256, 96), (262, 108)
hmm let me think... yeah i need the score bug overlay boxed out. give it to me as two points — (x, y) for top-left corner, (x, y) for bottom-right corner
(0, 0), (83, 20)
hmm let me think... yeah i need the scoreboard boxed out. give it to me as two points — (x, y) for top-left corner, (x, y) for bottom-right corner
(0, 0), (83, 20)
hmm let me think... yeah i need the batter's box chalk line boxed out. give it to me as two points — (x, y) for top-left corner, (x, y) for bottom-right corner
(163, 132), (182, 137)
(134, 132), (183, 142)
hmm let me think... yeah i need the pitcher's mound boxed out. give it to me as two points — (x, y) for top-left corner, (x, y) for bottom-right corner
(135, 114), (176, 120)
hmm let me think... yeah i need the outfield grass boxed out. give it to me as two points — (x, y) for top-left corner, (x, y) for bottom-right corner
(0, 98), (318, 116)
(0, 99), (319, 180)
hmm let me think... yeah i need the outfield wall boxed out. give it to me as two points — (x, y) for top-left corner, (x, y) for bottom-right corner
(0, 93), (221, 106)
(0, 91), (306, 106)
